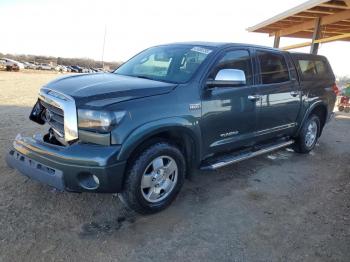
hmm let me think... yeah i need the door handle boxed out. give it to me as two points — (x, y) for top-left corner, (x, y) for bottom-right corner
(290, 91), (299, 97)
(248, 95), (261, 101)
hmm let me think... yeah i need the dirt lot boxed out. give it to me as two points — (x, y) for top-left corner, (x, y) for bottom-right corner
(0, 71), (349, 262)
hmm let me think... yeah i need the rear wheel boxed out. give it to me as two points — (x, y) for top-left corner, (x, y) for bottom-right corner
(345, 107), (350, 113)
(294, 115), (320, 154)
(119, 142), (186, 214)
(338, 105), (344, 112)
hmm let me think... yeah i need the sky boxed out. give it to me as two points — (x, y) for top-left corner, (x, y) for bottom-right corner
(0, 0), (349, 76)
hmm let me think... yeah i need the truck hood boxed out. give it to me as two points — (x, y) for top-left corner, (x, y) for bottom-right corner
(43, 73), (177, 107)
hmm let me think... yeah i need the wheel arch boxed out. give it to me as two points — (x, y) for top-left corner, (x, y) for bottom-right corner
(118, 117), (202, 176)
(296, 101), (328, 137)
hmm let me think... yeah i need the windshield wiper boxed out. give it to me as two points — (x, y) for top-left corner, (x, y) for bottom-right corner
(115, 73), (179, 84)
(134, 75), (178, 84)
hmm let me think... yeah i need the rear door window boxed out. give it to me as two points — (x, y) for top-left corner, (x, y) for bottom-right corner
(257, 51), (290, 84)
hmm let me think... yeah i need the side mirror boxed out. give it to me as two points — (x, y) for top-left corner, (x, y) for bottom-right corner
(206, 69), (246, 88)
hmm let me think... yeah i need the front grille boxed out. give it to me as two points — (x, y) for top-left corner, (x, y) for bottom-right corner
(38, 88), (78, 142)
(40, 99), (64, 137)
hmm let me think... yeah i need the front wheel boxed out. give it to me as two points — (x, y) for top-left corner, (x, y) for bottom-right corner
(119, 142), (186, 214)
(293, 115), (320, 154)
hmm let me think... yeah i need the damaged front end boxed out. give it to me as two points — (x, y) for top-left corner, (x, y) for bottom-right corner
(6, 88), (126, 193)
(30, 88), (79, 146)
(6, 133), (125, 193)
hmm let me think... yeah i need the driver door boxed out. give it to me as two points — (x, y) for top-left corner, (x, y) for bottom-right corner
(200, 49), (258, 156)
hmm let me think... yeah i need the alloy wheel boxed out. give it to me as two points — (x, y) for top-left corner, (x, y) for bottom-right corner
(140, 156), (178, 203)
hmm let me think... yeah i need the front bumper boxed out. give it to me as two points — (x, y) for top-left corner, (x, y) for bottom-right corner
(6, 134), (126, 193)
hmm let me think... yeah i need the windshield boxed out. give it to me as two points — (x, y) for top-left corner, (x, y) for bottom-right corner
(114, 45), (214, 84)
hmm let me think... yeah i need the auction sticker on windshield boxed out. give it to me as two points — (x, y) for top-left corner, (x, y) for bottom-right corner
(191, 46), (212, 55)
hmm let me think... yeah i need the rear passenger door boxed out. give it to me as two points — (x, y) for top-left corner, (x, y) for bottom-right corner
(255, 50), (301, 139)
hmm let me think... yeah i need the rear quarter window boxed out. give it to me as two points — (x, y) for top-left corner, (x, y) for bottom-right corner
(296, 57), (332, 80)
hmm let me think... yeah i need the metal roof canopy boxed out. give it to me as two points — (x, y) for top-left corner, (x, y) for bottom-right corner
(247, 0), (350, 54)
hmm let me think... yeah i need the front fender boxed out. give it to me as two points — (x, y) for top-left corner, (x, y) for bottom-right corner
(117, 116), (202, 163)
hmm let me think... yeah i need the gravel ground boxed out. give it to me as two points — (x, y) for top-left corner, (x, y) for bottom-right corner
(0, 71), (349, 262)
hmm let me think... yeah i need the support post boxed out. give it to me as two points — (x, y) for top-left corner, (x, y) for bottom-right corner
(273, 32), (280, 48)
(311, 17), (321, 55)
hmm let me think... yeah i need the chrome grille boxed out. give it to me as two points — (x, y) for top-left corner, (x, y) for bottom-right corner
(40, 100), (64, 116)
(40, 99), (65, 137)
(38, 88), (78, 142)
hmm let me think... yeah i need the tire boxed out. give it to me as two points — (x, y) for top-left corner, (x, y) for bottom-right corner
(294, 114), (320, 154)
(338, 105), (344, 112)
(119, 142), (186, 214)
(345, 107), (350, 113)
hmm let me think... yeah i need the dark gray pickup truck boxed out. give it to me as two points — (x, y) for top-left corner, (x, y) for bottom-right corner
(6, 42), (337, 213)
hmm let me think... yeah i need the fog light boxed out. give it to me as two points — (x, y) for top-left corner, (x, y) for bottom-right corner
(77, 172), (100, 190)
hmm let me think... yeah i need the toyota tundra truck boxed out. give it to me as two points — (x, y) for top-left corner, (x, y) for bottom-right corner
(6, 42), (337, 214)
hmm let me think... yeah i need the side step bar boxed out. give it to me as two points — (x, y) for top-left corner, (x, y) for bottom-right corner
(201, 140), (294, 170)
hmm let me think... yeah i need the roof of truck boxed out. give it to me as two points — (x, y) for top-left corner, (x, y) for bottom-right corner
(288, 51), (328, 59)
(163, 41), (281, 51)
(160, 42), (333, 60)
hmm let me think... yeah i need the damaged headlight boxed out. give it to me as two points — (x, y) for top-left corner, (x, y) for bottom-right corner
(77, 109), (126, 133)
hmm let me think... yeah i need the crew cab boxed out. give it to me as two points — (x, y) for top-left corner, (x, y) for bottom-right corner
(6, 42), (337, 214)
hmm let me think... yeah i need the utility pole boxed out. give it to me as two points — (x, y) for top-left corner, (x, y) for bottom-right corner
(101, 25), (107, 69)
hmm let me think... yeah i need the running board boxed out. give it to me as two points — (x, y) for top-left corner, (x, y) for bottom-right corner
(201, 140), (294, 170)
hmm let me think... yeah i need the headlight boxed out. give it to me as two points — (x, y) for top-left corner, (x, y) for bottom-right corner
(77, 109), (126, 133)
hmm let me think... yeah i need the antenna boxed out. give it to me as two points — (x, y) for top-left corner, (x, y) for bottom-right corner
(101, 25), (107, 69)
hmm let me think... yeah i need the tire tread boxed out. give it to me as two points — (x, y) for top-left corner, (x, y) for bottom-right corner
(293, 114), (320, 154)
(120, 142), (185, 214)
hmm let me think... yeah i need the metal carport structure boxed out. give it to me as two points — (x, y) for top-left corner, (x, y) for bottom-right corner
(247, 0), (350, 54)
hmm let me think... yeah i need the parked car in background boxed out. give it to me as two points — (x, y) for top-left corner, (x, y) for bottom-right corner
(55, 65), (68, 73)
(81, 67), (90, 73)
(23, 62), (37, 69)
(37, 64), (52, 70)
(90, 68), (98, 73)
(0, 59), (6, 70)
(6, 42), (337, 214)
(70, 65), (83, 73)
(70, 66), (80, 73)
(4, 58), (24, 71)
(64, 66), (73, 72)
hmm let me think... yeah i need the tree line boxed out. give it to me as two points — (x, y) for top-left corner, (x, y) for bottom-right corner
(337, 76), (350, 87)
(0, 52), (122, 69)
